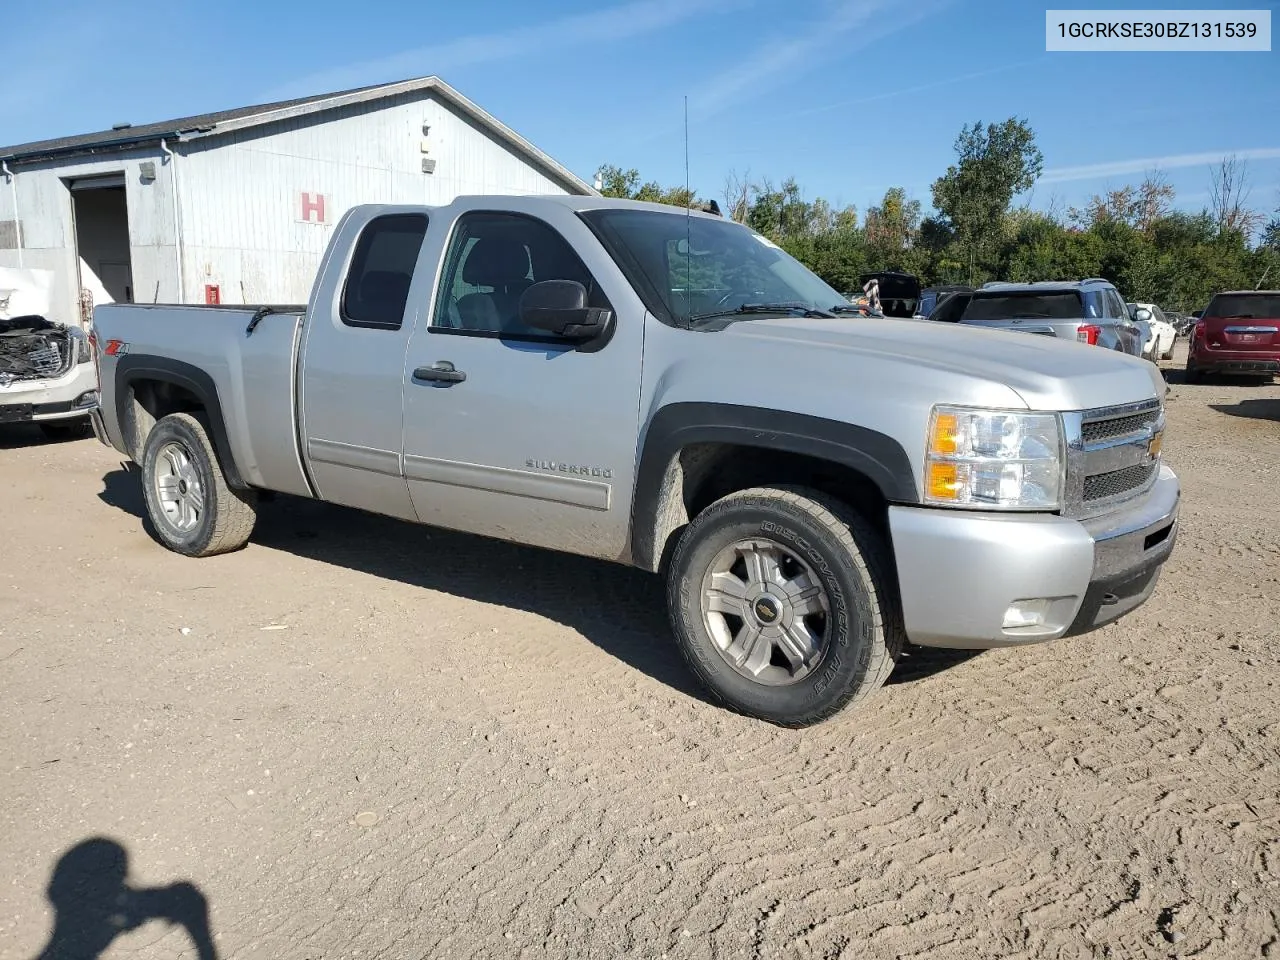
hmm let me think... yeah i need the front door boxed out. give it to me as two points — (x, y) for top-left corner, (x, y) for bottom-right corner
(401, 203), (644, 559)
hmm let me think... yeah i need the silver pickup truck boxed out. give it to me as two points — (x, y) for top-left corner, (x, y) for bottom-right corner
(88, 196), (1180, 726)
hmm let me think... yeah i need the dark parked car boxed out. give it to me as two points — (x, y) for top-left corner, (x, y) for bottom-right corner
(914, 285), (974, 320)
(1185, 290), (1280, 382)
(855, 271), (920, 318)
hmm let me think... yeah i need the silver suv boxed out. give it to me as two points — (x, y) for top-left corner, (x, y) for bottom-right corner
(941, 279), (1146, 357)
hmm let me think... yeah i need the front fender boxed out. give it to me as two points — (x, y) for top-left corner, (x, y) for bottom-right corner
(629, 402), (918, 571)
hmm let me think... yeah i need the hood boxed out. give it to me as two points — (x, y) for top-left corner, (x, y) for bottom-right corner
(722, 315), (1164, 411)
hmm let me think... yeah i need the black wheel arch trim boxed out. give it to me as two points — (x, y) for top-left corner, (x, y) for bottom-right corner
(631, 402), (918, 570)
(113, 354), (248, 489)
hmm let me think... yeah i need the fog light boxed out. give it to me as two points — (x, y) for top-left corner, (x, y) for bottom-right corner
(74, 391), (98, 408)
(1002, 599), (1051, 629)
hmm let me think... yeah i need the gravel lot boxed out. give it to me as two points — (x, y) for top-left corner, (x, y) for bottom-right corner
(2, 343), (1277, 960)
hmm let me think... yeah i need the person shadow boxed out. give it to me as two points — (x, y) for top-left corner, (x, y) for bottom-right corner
(33, 837), (216, 960)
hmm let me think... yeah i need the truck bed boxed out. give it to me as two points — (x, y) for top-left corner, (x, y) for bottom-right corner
(92, 303), (313, 498)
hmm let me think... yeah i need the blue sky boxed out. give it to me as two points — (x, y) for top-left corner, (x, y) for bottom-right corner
(3, 0), (1277, 221)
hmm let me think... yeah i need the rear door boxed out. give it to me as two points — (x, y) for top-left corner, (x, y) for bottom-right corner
(1201, 293), (1280, 354)
(399, 200), (646, 559)
(298, 207), (429, 521)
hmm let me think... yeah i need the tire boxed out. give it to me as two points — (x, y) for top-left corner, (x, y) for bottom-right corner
(1184, 358), (1202, 384)
(39, 418), (92, 441)
(139, 412), (257, 557)
(666, 486), (903, 727)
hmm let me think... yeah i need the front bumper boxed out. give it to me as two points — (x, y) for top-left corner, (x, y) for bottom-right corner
(888, 464), (1179, 649)
(0, 364), (99, 423)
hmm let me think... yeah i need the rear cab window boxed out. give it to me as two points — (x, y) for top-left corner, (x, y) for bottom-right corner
(341, 213), (430, 330)
(961, 291), (1084, 322)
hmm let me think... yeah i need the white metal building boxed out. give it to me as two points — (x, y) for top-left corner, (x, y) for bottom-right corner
(0, 77), (593, 327)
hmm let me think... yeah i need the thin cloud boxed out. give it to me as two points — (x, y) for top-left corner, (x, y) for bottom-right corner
(1041, 147), (1280, 184)
(791, 59), (1039, 119)
(271, 0), (749, 98)
(690, 0), (951, 115)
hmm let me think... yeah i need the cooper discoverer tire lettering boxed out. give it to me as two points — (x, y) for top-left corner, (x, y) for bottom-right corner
(666, 485), (903, 727)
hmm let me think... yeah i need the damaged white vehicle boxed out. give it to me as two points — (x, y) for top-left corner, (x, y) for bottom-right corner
(0, 268), (98, 439)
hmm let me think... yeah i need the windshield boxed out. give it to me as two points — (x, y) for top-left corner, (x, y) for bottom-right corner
(962, 291), (1084, 322)
(1205, 294), (1280, 318)
(580, 208), (848, 324)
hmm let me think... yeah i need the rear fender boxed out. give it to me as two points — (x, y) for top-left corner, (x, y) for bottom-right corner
(113, 354), (248, 489)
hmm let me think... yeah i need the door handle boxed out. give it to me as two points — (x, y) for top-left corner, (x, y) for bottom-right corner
(413, 361), (466, 385)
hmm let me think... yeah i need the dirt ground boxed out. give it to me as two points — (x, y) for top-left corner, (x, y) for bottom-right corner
(1, 342), (1277, 960)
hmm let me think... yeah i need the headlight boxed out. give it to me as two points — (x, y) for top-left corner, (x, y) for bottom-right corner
(925, 406), (1063, 510)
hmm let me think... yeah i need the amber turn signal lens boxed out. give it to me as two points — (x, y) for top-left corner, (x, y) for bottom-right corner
(927, 462), (960, 500)
(930, 412), (960, 455)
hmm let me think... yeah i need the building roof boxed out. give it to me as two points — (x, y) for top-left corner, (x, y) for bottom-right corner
(0, 76), (595, 195)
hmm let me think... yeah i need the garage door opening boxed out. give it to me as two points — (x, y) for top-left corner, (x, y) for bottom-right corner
(69, 176), (134, 324)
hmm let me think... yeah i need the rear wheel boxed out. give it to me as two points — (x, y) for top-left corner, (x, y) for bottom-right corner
(140, 412), (257, 557)
(1184, 356), (1203, 384)
(666, 486), (902, 727)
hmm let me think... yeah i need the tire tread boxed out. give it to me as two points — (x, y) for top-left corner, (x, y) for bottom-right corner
(668, 484), (904, 727)
(143, 412), (256, 557)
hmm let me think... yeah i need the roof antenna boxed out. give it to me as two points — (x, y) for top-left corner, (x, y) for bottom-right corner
(684, 94), (691, 324)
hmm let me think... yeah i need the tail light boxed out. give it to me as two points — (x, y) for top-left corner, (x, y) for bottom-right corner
(87, 330), (102, 380)
(1194, 319), (1206, 340)
(1077, 324), (1101, 346)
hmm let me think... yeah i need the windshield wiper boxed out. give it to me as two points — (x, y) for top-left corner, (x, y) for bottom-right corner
(688, 302), (834, 323)
(828, 303), (864, 314)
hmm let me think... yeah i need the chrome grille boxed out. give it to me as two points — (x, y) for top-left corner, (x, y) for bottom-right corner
(1083, 463), (1157, 501)
(1081, 408), (1161, 444)
(1062, 398), (1164, 518)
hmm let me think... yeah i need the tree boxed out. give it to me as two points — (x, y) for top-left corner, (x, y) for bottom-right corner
(596, 163), (696, 208)
(722, 169), (754, 224)
(930, 118), (1043, 283)
(864, 187), (921, 252)
(1069, 170), (1175, 231)
(1209, 155), (1265, 239)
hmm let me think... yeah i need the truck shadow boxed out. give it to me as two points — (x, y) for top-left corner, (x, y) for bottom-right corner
(32, 836), (217, 960)
(1211, 398), (1280, 422)
(97, 469), (976, 700)
(0, 423), (85, 448)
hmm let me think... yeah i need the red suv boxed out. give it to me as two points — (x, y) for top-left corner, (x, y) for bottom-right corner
(1186, 290), (1280, 382)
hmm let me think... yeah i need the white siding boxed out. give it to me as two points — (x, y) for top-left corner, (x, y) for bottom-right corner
(177, 91), (575, 304)
(0, 149), (180, 327)
(1, 87), (580, 317)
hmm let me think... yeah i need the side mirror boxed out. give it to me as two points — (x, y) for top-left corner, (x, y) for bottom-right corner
(1132, 307), (1152, 323)
(519, 280), (613, 341)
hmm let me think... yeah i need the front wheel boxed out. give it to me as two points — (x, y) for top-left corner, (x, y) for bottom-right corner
(666, 486), (903, 727)
(140, 412), (257, 557)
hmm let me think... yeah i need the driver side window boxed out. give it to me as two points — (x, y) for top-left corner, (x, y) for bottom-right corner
(432, 212), (608, 338)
